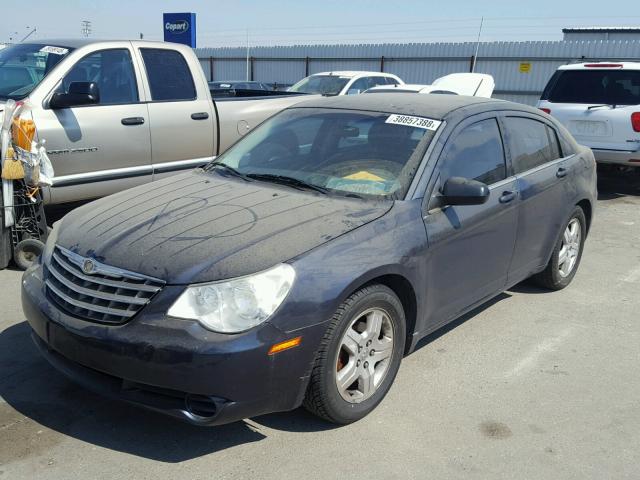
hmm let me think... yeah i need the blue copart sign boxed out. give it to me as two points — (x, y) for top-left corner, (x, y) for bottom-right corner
(163, 12), (196, 47)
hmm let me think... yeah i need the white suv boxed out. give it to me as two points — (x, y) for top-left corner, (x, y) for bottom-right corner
(538, 62), (640, 168)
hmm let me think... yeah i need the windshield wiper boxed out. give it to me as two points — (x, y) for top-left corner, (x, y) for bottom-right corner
(246, 173), (328, 194)
(206, 162), (252, 181)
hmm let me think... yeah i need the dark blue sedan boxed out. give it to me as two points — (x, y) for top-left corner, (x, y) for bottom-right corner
(22, 94), (597, 425)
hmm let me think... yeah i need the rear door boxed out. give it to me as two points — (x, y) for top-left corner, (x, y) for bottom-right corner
(500, 115), (569, 281)
(34, 45), (152, 202)
(539, 67), (640, 151)
(423, 115), (519, 325)
(135, 45), (215, 178)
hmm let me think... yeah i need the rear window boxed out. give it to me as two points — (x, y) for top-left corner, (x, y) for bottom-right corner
(140, 48), (196, 101)
(542, 69), (640, 105)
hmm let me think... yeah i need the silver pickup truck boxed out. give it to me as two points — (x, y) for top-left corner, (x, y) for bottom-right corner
(0, 39), (307, 205)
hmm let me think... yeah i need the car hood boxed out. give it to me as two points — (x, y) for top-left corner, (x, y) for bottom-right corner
(55, 170), (392, 284)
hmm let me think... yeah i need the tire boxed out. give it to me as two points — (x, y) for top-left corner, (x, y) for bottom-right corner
(0, 195), (11, 270)
(532, 206), (586, 290)
(14, 238), (45, 271)
(303, 284), (406, 424)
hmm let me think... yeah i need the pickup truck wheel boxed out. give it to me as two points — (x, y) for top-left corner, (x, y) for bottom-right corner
(303, 284), (405, 424)
(0, 196), (11, 270)
(532, 206), (586, 291)
(14, 239), (45, 271)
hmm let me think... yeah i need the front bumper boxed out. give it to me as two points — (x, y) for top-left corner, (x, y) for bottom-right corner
(22, 264), (322, 426)
(592, 148), (640, 166)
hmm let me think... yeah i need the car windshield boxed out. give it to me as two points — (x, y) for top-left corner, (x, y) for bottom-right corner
(542, 69), (640, 105)
(289, 75), (350, 95)
(208, 108), (439, 199)
(0, 43), (72, 100)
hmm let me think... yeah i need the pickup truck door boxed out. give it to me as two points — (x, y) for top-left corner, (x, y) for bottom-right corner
(33, 46), (152, 204)
(133, 44), (216, 179)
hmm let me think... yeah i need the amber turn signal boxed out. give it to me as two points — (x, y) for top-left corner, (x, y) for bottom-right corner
(268, 336), (302, 355)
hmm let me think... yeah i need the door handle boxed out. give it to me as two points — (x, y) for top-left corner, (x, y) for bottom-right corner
(121, 117), (145, 126)
(556, 167), (568, 178)
(191, 112), (209, 120)
(499, 191), (516, 204)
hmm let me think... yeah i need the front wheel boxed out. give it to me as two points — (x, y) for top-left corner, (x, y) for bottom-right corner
(303, 284), (406, 424)
(532, 206), (586, 290)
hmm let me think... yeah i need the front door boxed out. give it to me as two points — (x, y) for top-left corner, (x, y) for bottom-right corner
(423, 116), (519, 326)
(34, 47), (152, 202)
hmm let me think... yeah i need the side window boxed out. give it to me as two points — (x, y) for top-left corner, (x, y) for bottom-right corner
(559, 133), (576, 157)
(348, 78), (369, 94)
(61, 49), (138, 105)
(385, 77), (400, 86)
(371, 77), (389, 87)
(140, 48), (196, 101)
(503, 117), (562, 174)
(439, 118), (506, 185)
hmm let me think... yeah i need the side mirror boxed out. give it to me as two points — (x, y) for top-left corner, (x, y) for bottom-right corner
(49, 82), (100, 109)
(441, 176), (490, 206)
(346, 88), (361, 95)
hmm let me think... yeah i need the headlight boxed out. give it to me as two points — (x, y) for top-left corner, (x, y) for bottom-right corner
(167, 264), (295, 333)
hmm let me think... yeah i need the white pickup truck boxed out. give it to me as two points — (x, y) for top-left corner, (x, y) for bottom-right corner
(538, 62), (640, 169)
(0, 39), (309, 205)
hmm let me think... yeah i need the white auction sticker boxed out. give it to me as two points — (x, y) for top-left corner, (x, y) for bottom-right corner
(40, 46), (69, 55)
(385, 114), (441, 130)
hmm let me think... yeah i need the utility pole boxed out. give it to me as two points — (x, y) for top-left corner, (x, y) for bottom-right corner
(245, 29), (250, 81)
(81, 20), (92, 38)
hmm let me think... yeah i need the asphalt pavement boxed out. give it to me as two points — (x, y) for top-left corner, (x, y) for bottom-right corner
(1, 171), (639, 479)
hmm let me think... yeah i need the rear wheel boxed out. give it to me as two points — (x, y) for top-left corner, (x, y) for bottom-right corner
(532, 206), (586, 290)
(303, 284), (405, 424)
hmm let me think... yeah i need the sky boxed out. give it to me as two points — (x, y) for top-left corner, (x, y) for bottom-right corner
(1, 0), (639, 47)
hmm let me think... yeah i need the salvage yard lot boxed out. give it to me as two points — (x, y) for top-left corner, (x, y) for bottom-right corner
(1, 172), (639, 480)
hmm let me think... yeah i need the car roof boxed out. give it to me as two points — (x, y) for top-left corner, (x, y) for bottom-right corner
(289, 93), (512, 120)
(558, 62), (640, 71)
(312, 71), (398, 78)
(22, 38), (168, 49)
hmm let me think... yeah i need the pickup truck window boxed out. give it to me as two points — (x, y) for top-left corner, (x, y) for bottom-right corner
(213, 108), (436, 199)
(140, 48), (196, 101)
(439, 118), (506, 185)
(60, 49), (138, 105)
(503, 117), (562, 173)
(0, 43), (72, 100)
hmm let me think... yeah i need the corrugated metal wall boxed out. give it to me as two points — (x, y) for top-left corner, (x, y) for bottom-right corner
(196, 40), (640, 105)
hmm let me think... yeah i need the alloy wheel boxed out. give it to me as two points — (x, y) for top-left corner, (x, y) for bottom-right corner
(558, 218), (581, 277)
(335, 308), (394, 403)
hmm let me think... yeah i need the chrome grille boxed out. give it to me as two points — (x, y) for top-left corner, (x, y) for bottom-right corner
(45, 246), (165, 324)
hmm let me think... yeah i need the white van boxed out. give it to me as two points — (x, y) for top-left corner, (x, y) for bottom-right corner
(537, 62), (640, 168)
